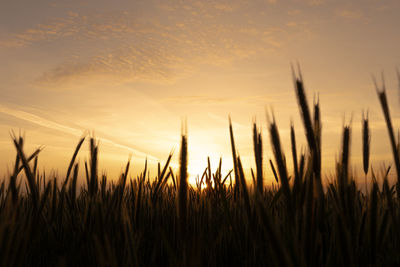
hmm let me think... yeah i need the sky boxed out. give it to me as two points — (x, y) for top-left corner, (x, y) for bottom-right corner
(0, 0), (399, 186)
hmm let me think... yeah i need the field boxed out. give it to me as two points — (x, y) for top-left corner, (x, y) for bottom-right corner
(1, 71), (400, 266)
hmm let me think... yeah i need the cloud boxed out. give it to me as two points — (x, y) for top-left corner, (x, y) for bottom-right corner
(161, 95), (278, 105)
(0, 105), (81, 136)
(0, 13), (81, 47)
(30, 14), (292, 88)
(335, 8), (364, 20)
(293, 0), (325, 6)
(306, 0), (325, 6)
(0, 11), (154, 48)
(35, 44), (177, 88)
(0, 1), (314, 88)
(0, 105), (157, 160)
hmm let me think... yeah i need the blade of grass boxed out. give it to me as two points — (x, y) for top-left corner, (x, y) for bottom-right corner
(63, 136), (85, 188)
(229, 116), (240, 197)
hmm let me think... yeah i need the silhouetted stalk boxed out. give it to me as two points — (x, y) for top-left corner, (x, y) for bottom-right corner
(270, 159), (279, 183)
(63, 136), (85, 188)
(207, 157), (212, 189)
(313, 99), (322, 187)
(152, 152), (173, 202)
(89, 137), (98, 197)
(268, 116), (293, 216)
(362, 111), (370, 193)
(84, 160), (89, 191)
(117, 158), (131, 209)
(339, 125), (351, 192)
(370, 182), (378, 264)
(33, 156), (38, 187)
(69, 163), (79, 202)
(38, 180), (51, 214)
(293, 70), (316, 155)
(253, 122), (263, 195)
(169, 166), (176, 190)
(237, 156), (251, 220)
(303, 159), (315, 266)
(221, 170), (232, 185)
(229, 117), (240, 198)
(251, 168), (256, 188)
(11, 134), (39, 210)
(9, 142), (42, 204)
(293, 68), (323, 199)
(178, 129), (188, 238)
(134, 173), (143, 227)
(375, 78), (400, 193)
(16, 147), (42, 174)
(298, 152), (305, 181)
(290, 123), (300, 193)
(9, 137), (23, 204)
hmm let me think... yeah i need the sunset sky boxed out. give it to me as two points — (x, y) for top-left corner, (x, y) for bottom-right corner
(1, 0), (399, 185)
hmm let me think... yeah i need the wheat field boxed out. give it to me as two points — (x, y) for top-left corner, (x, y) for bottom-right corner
(1, 71), (400, 266)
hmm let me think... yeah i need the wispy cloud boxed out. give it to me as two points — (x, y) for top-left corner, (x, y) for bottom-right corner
(35, 44), (177, 88)
(293, 0), (325, 6)
(306, 0), (325, 6)
(161, 95), (279, 105)
(335, 8), (364, 20)
(0, 105), (158, 160)
(0, 11), (148, 48)
(32, 22), (286, 87)
(5, 0), (388, 90)
(1, 2), (311, 88)
(0, 105), (82, 136)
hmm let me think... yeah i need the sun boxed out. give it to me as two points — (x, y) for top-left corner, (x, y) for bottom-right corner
(187, 159), (207, 188)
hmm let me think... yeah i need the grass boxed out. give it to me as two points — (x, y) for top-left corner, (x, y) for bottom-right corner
(1, 71), (400, 266)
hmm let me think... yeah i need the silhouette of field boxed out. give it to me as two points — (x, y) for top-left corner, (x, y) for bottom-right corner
(1, 69), (400, 266)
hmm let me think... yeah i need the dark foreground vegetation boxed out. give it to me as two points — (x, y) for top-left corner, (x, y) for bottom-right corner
(1, 70), (400, 266)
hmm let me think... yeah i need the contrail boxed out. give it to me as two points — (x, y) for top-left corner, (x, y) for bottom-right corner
(0, 104), (159, 161)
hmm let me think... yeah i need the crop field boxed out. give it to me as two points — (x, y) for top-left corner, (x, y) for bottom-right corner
(1, 72), (400, 266)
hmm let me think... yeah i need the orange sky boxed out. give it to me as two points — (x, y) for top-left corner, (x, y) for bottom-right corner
(0, 0), (399, 186)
